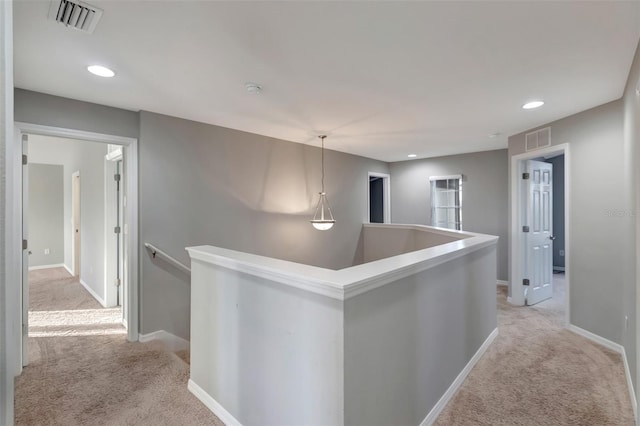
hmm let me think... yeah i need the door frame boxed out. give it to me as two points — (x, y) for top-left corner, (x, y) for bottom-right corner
(509, 143), (570, 326)
(71, 170), (80, 276)
(12, 122), (140, 348)
(367, 172), (391, 223)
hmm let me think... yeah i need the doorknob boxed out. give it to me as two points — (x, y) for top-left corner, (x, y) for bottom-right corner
(549, 235), (556, 240)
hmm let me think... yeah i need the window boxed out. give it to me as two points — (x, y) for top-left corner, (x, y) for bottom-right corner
(430, 175), (462, 230)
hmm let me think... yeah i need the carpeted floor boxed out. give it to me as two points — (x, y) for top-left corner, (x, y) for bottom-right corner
(435, 274), (635, 425)
(17, 269), (634, 425)
(15, 267), (223, 426)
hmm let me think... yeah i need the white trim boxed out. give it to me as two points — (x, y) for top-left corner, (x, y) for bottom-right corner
(187, 224), (498, 301)
(79, 278), (106, 307)
(367, 171), (391, 224)
(139, 330), (189, 352)
(429, 174), (463, 181)
(188, 380), (243, 426)
(28, 263), (65, 271)
(497, 280), (509, 286)
(509, 143), (571, 328)
(567, 324), (621, 352)
(13, 123), (140, 344)
(63, 263), (73, 276)
(14, 122), (136, 146)
(568, 324), (637, 419)
(623, 348), (638, 421)
(70, 170), (80, 276)
(420, 328), (498, 425)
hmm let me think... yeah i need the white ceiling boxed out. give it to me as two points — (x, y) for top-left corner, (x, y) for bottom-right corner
(14, 1), (640, 162)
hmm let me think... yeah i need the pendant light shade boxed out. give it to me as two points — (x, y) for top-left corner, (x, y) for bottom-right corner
(310, 135), (335, 230)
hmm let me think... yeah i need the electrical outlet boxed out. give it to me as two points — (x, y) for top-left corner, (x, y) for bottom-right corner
(44, 248), (50, 255)
(559, 250), (565, 256)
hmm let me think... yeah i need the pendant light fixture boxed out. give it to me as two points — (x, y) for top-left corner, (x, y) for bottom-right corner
(310, 135), (336, 230)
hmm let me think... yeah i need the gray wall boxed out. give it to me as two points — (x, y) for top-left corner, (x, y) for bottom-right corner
(28, 135), (108, 303)
(389, 149), (508, 281)
(545, 155), (565, 268)
(509, 100), (631, 353)
(15, 89), (139, 139)
(140, 111), (389, 338)
(623, 37), (640, 397)
(362, 225), (461, 263)
(345, 245), (497, 425)
(28, 164), (64, 267)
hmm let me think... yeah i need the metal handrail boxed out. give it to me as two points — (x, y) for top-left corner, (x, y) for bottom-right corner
(144, 243), (191, 275)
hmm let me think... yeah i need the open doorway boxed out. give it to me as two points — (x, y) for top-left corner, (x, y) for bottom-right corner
(510, 143), (570, 325)
(368, 172), (391, 223)
(20, 134), (129, 367)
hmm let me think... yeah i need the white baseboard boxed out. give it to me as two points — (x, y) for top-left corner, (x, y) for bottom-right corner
(497, 280), (508, 286)
(568, 324), (637, 419)
(28, 263), (65, 271)
(79, 278), (106, 307)
(188, 379), (242, 426)
(139, 330), (189, 352)
(63, 264), (73, 276)
(420, 327), (499, 425)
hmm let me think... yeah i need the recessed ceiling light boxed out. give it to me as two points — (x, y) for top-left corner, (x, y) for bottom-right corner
(522, 100), (544, 110)
(87, 65), (115, 78)
(245, 82), (262, 95)
(408, 154), (417, 158)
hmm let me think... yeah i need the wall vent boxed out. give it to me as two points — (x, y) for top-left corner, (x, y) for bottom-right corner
(525, 127), (551, 152)
(48, 0), (103, 34)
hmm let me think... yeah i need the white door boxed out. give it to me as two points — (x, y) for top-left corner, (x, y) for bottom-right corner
(524, 160), (554, 305)
(21, 134), (29, 366)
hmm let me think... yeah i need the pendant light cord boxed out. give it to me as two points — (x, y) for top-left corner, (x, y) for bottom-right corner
(320, 135), (326, 193)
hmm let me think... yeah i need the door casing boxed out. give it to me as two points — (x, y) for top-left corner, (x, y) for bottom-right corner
(509, 143), (570, 326)
(367, 172), (391, 224)
(11, 123), (140, 357)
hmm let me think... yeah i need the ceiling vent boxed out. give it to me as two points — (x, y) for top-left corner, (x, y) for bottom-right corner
(48, 0), (103, 34)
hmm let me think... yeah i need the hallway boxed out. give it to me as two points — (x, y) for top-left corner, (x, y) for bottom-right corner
(435, 274), (634, 425)
(15, 268), (221, 425)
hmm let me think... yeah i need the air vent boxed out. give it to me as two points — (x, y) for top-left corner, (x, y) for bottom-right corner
(525, 127), (551, 152)
(48, 0), (103, 34)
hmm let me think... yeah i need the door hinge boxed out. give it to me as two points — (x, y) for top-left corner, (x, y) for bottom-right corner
(22, 154), (28, 165)
(22, 239), (28, 250)
(522, 172), (530, 180)
(523, 278), (530, 286)
(114, 226), (121, 234)
(522, 226), (530, 233)
(114, 173), (121, 182)
(115, 278), (121, 287)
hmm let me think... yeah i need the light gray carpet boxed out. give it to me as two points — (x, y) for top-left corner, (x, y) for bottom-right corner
(435, 274), (635, 425)
(15, 267), (223, 426)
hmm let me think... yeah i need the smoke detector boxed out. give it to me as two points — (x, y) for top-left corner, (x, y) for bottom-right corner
(48, 0), (103, 34)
